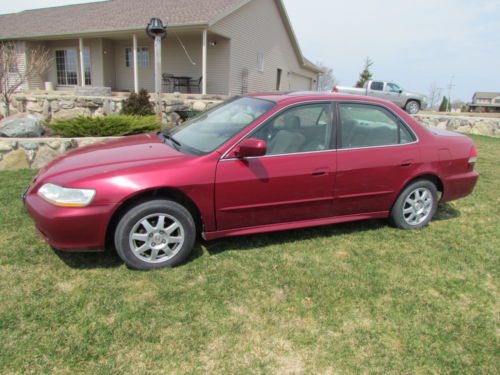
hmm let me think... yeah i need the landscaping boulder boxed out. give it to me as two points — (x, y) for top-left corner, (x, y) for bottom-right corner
(31, 146), (60, 169)
(0, 114), (44, 138)
(0, 149), (29, 170)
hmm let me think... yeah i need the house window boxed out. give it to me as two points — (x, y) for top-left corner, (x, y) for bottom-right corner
(125, 47), (150, 68)
(257, 52), (264, 72)
(55, 48), (91, 86)
(55, 49), (78, 85)
(83, 47), (91, 85)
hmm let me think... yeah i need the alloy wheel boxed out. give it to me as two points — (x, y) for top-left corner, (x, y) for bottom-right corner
(128, 213), (185, 264)
(402, 187), (433, 226)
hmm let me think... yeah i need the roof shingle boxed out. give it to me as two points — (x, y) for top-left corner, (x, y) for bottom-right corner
(0, 0), (245, 39)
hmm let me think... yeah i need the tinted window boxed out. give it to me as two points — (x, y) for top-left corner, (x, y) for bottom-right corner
(339, 104), (414, 149)
(370, 81), (384, 91)
(252, 103), (333, 155)
(169, 97), (274, 154)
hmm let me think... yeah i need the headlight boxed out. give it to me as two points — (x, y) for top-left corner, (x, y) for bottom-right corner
(38, 183), (95, 207)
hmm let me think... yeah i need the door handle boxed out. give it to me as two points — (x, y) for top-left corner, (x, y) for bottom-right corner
(312, 168), (329, 177)
(400, 159), (413, 167)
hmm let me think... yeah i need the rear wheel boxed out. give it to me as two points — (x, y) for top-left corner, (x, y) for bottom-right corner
(391, 180), (438, 230)
(405, 100), (420, 115)
(114, 199), (196, 270)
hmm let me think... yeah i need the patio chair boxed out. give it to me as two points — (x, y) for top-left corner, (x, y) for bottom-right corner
(190, 76), (202, 93)
(162, 73), (175, 92)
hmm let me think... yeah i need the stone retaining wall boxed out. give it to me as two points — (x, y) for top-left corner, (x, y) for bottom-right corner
(0, 137), (118, 171)
(3, 92), (227, 123)
(415, 114), (499, 137)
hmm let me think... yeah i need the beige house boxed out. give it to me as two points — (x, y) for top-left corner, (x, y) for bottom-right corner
(469, 92), (500, 113)
(0, 0), (321, 96)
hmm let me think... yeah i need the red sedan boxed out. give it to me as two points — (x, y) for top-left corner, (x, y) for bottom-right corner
(24, 92), (479, 269)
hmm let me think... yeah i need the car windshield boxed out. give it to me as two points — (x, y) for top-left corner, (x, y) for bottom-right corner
(165, 97), (275, 155)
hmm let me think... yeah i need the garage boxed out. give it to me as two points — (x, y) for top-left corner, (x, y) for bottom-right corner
(289, 72), (313, 91)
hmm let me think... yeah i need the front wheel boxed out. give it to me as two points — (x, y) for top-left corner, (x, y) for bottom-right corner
(114, 199), (196, 270)
(405, 100), (420, 115)
(391, 180), (438, 230)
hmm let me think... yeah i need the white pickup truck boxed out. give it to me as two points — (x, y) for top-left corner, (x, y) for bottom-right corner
(333, 80), (427, 114)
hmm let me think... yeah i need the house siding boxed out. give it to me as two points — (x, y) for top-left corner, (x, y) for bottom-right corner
(210, 0), (317, 95)
(25, 41), (48, 90)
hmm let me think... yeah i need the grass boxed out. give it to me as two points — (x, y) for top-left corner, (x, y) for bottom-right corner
(0, 135), (498, 374)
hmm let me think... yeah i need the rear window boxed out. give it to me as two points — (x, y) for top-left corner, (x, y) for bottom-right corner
(370, 81), (384, 91)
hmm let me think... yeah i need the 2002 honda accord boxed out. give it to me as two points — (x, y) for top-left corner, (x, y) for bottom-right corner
(24, 92), (479, 269)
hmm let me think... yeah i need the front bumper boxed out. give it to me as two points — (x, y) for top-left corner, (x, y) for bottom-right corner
(24, 192), (114, 251)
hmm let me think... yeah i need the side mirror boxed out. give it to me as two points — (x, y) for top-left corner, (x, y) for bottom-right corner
(398, 89), (403, 94)
(233, 138), (267, 158)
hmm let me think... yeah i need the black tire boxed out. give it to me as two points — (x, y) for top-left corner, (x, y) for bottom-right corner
(391, 180), (438, 230)
(405, 100), (420, 115)
(114, 199), (196, 270)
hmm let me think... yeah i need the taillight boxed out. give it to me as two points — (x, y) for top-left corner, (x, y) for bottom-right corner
(468, 145), (477, 168)
(332, 86), (339, 93)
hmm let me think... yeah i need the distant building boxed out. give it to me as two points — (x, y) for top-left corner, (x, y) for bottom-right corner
(469, 92), (500, 113)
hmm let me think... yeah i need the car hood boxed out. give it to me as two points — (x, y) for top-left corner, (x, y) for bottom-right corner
(38, 133), (187, 181)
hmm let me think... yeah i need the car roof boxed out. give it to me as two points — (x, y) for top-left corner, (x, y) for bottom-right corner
(246, 91), (393, 106)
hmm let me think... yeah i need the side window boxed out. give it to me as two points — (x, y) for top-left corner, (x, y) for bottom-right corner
(370, 81), (384, 91)
(339, 104), (415, 149)
(252, 103), (333, 155)
(386, 83), (401, 92)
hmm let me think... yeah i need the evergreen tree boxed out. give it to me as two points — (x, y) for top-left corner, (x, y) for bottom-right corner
(121, 89), (154, 116)
(355, 57), (374, 88)
(439, 96), (450, 112)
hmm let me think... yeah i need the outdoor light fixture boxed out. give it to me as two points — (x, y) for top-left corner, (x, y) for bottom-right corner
(146, 18), (167, 39)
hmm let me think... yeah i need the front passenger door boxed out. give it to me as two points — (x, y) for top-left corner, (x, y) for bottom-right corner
(215, 103), (337, 231)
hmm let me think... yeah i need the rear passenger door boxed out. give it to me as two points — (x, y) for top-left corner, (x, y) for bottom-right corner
(367, 81), (385, 100)
(334, 102), (421, 216)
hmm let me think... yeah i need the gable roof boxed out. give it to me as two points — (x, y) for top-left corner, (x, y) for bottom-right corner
(474, 92), (500, 99)
(0, 0), (245, 39)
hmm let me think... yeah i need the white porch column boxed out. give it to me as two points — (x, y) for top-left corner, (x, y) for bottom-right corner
(132, 34), (139, 93)
(202, 29), (207, 95)
(78, 38), (85, 87)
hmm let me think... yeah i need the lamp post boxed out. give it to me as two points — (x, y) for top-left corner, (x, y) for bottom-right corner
(146, 18), (167, 116)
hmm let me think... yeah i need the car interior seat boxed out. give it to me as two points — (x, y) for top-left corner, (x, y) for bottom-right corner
(267, 115), (306, 155)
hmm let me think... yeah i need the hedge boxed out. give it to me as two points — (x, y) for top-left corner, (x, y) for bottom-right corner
(48, 115), (162, 137)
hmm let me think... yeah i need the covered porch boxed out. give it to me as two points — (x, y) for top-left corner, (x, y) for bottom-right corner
(34, 28), (230, 96)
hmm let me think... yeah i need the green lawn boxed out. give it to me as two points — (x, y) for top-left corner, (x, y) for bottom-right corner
(0, 136), (498, 374)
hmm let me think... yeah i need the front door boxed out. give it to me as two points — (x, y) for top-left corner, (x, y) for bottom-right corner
(384, 82), (405, 107)
(334, 102), (421, 216)
(215, 102), (337, 230)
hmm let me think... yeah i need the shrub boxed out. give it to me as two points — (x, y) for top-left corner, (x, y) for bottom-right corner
(121, 89), (155, 116)
(48, 115), (161, 137)
(439, 96), (450, 112)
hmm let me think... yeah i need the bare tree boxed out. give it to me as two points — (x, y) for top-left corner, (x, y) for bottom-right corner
(427, 82), (442, 111)
(0, 42), (52, 116)
(316, 61), (337, 91)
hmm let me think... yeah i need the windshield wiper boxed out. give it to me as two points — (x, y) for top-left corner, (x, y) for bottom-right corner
(165, 134), (181, 147)
(158, 131), (181, 149)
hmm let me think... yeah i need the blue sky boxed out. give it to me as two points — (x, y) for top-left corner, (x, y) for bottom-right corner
(1, 0), (499, 101)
